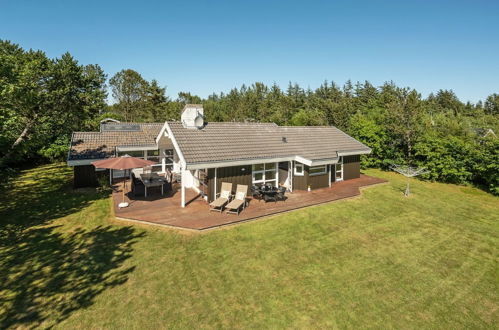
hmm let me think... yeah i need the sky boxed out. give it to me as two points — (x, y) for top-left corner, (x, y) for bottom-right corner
(1, 0), (498, 103)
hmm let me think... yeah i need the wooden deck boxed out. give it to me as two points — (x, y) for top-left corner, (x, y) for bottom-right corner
(112, 174), (386, 230)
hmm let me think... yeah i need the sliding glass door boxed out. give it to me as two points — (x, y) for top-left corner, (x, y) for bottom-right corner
(252, 163), (277, 187)
(335, 157), (343, 181)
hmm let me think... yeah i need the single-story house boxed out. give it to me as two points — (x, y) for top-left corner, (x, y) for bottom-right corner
(68, 104), (371, 207)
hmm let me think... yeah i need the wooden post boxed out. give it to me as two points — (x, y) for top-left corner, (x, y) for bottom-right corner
(122, 170), (126, 203)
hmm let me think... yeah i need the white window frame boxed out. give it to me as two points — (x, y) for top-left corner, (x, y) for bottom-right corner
(117, 150), (145, 159)
(252, 163), (277, 186)
(146, 149), (161, 164)
(335, 157), (343, 181)
(309, 165), (327, 176)
(294, 163), (304, 176)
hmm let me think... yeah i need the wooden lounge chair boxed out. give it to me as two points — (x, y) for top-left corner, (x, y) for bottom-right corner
(225, 184), (248, 215)
(209, 182), (232, 212)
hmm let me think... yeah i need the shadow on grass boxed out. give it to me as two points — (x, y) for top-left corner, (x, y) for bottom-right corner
(0, 163), (144, 328)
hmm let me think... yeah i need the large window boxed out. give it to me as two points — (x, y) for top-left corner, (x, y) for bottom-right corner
(162, 149), (174, 166)
(117, 150), (144, 158)
(147, 149), (160, 163)
(252, 163), (277, 187)
(309, 165), (327, 176)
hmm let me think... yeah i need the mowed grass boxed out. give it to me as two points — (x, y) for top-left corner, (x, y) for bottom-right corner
(0, 164), (498, 329)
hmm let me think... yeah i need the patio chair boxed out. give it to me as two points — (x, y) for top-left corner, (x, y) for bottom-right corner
(276, 186), (287, 202)
(209, 182), (232, 213)
(251, 185), (263, 201)
(142, 165), (152, 182)
(225, 184), (248, 215)
(131, 172), (145, 197)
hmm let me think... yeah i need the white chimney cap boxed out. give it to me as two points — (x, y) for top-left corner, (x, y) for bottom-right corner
(181, 104), (204, 129)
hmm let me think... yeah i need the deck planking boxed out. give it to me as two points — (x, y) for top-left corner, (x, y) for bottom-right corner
(112, 174), (386, 230)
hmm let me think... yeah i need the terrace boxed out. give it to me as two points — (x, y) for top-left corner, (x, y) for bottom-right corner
(113, 174), (386, 230)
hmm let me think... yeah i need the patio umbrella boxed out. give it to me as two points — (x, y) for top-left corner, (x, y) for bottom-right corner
(92, 155), (156, 208)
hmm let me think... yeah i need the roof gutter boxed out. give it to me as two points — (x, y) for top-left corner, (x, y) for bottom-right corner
(309, 157), (341, 166)
(116, 145), (158, 152)
(185, 148), (371, 170)
(185, 156), (297, 170)
(337, 148), (371, 156)
(67, 159), (106, 166)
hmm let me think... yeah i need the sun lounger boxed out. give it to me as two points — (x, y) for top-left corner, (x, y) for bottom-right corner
(225, 184), (248, 215)
(209, 182), (232, 212)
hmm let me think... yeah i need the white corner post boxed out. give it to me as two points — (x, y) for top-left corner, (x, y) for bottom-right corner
(328, 164), (332, 187)
(181, 166), (186, 208)
(161, 153), (166, 173)
(214, 168), (217, 201)
(275, 162), (279, 187)
(289, 161), (293, 192)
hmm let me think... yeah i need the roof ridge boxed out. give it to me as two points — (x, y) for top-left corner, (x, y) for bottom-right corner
(168, 121), (277, 125)
(102, 122), (163, 125)
(281, 125), (336, 128)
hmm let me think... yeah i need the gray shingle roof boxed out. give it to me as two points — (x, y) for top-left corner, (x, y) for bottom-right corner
(69, 121), (370, 164)
(69, 123), (162, 161)
(167, 121), (370, 165)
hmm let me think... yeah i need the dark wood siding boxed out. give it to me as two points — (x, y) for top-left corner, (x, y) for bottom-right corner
(74, 165), (104, 188)
(309, 172), (329, 189)
(293, 164), (308, 190)
(206, 166), (251, 202)
(207, 168), (216, 202)
(343, 155), (360, 180)
(293, 163), (330, 191)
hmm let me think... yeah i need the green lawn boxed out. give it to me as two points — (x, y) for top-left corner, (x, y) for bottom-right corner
(0, 163), (498, 329)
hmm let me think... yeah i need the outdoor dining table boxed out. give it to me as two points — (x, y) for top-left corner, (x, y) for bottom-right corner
(140, 173), (167, 197)
(259, 186), (279, 203)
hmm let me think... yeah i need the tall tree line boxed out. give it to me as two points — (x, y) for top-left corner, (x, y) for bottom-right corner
(1, 41), (498, 194)
(0, 40), (107, 165)
(89, 71), (499, 196)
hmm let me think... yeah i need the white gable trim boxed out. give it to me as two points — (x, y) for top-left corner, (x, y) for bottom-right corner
(155, 122), (169, 144)
(164, 122), (187, 168)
